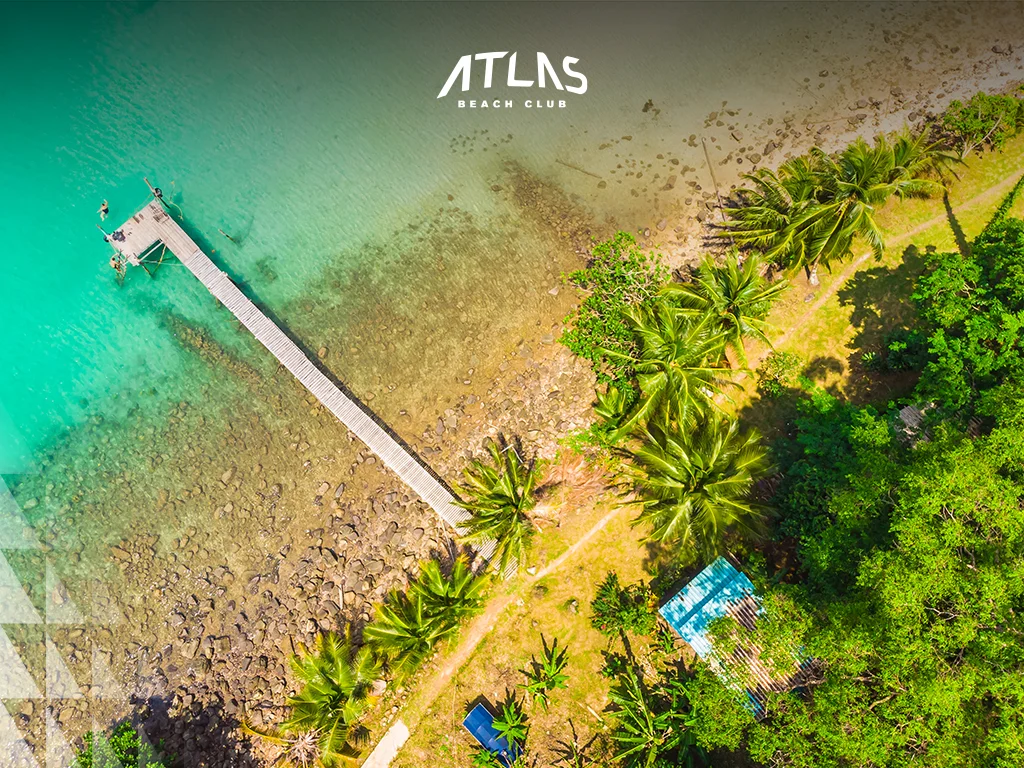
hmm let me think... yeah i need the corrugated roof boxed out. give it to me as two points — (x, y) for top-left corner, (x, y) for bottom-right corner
(659, 557), (757, 657)
(659, 557), (814, 718)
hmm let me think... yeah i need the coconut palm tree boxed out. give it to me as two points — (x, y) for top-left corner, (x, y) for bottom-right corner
(602, 301), (733, 438)
(456, 438), (539, 575)
(608, 669), (698, 768)
(243, 632), (380, 767)
(364, 557), (484, 676)
(727, 128), (949, 283)
(624, 416), (769, 560)
(410, 557), (486, 622)
(664, 250), (788, 367)
(723, 155), (820, 267)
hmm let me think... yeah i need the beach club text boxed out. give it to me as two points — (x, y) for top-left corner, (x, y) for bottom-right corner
(438, 51), (586, 108)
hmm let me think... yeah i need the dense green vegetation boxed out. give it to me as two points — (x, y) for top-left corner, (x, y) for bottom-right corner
(75, 721), (168, 768)
(677, 171), (1024, 768)
(914, 174), (1024, 411)
(591, 572), (657, 639)
(364, 557), (485, 677)
(519, 635), (570, 711)
(242, 632), (380, 767)
(607, 668), (701, 768)
(940, 90), (1024, 157)
(624, 416), (769, 557)
(560, 231), (668, 396)
(665, 250), (788, 367)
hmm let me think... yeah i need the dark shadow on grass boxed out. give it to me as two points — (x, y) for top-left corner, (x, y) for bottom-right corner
(834, 244), (928, 403)
(802, 355), (843, 382)
(944, 192), (972, 259)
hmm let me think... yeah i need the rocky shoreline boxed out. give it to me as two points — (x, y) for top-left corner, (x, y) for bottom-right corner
(6, 31), (1024, 767)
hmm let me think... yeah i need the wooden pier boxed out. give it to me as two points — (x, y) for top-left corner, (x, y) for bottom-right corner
(107, 199), (509, 574)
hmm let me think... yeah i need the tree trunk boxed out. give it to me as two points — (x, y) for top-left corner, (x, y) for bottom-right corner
(808, 263), (820, 286)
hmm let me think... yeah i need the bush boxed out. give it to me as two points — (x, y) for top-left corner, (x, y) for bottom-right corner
(940, 91), (1024, 157)
(75, 721), (167, 768)
(590, 572), (657, 637)
(883, 328), (930, 371)
(560, 232), (667, 391)
(756, 351), (802, 397)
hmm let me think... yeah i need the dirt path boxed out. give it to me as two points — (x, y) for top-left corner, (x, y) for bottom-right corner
(372, 503), (625, 762)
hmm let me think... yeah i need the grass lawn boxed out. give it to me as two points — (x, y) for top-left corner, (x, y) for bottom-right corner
(366, 134), (1024, 768)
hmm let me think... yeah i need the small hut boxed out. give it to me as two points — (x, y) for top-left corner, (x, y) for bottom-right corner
(659, 557), (815, 718)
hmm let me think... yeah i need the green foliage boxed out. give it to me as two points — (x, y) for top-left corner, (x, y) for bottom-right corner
(940, 90), (1024, 157)
(492, 697), (529, 750)
(881, 327), (930, 371)
(456, 438), (539, 575)
(363, 557), (484, 677)
(243, 631), (380, 767)
(590, 572), (657, 638)
(664, 249), (788, 366)
(756, 351), (803, 397)
(602, 301), (734, 438)
(859, 350), (884, 372)
(607, 668), (701, 768)
(698, 370), (1024, 766)
(625, 416), (769, 560)
(599, 650), (631, 679)
(913, 184), (1024, 411)
(705, 590), (812, 678)
(75, 721), (167, 768)
(519, 635), (570, 711)
(561, 231), (668, 391)
(727, 128), (949, 273)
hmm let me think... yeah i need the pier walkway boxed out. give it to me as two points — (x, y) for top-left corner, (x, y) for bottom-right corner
(107, 200), (508, 574)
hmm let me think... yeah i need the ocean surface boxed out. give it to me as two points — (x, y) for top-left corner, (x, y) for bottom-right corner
(1, 0), (1020, 489)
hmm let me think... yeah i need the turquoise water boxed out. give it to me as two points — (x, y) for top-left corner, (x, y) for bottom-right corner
(1, 2), (1017, 473)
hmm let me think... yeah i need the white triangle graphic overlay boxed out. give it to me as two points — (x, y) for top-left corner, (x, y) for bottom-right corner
(45, 711), (76, 768)
(0, 550), (42, 624)
(45, 636), (83, 699)
(90, 646), (126, 701)
(0, 476), (40, 550)
(45, 563), (83, 625)
(0, 706), (41, 768)
(0, 625), (42, 698)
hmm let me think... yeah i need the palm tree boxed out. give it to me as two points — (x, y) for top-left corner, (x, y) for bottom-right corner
(602, 301), (733, 438)
(456, 438), (539, 575)
(608, 669), (698, 768)
(727, 128), (949, 283)
(410, 556), (486, 620)
(624, 416), (769, 560)
(243, 632), (381, 767)
(723, 155), (820, 268)
(664, 250), (788, 367)
(364, 557), (484, 676)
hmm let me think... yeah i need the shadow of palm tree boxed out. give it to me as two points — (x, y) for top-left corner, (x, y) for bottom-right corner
(944, 192), (972, 259)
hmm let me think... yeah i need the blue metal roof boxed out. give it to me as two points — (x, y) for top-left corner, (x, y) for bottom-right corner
(462, 703), (520, 766)
(658, 556), (757, 658)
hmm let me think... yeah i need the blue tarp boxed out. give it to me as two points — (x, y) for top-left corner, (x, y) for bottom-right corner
(462, 703), (520, 766)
